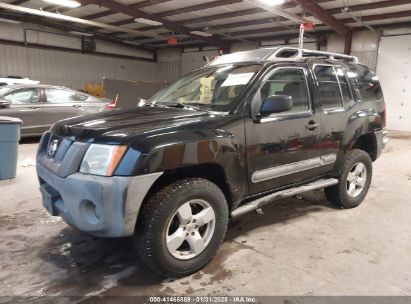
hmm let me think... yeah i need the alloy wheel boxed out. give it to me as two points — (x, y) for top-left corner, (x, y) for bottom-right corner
(346, 162), (367, 198)
(166, 199), (216, 260)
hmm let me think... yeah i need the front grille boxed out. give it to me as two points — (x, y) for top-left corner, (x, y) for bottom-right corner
(37, 132), (90, 178)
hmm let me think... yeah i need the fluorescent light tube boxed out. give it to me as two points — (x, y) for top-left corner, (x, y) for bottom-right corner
(135, 18), (163, 26)
(42, 0), (81, 8)
(190, 30), (213, 37)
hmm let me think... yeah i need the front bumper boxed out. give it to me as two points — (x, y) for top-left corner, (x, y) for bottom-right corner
(36, 132), (162, 237)
(37, 163), (162, 237)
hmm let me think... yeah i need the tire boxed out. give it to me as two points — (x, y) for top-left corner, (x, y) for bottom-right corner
(133, 178), (228, 277)
(325, 149), (373, 209)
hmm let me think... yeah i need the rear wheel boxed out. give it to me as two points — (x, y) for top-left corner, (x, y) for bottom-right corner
(325, 149), (372, 209)
(134, 178), (228, 277)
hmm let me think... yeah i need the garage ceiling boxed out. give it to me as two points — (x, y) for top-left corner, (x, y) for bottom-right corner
(1, 0), (411, 50)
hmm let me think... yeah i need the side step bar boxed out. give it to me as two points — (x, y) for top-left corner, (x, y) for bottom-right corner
(231, 178), (339, 218)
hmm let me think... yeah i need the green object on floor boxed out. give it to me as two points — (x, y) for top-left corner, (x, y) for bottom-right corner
(0, 116), (22, 180)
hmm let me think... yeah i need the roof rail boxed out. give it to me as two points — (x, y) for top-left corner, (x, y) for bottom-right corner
(269, 47), (359, 63)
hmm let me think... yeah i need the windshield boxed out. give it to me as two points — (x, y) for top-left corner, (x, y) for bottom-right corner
(149, 64), (262, 112)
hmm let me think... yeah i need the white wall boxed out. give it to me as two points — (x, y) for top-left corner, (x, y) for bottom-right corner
(377, 34), (411, 131)
(326, 30), (380, 70)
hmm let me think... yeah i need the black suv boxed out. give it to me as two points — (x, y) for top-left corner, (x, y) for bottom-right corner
(37, 47), (388, 277)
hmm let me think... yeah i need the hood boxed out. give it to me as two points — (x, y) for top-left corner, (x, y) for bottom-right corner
(51, 106), (218, 143)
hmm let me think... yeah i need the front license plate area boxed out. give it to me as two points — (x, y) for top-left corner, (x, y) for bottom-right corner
(40, 185), (58, 216)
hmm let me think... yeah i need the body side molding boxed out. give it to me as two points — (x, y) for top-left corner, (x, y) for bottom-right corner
(251, 154), (337, 183)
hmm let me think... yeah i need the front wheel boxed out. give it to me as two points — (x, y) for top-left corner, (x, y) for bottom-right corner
(325, 149), (373, 209)
(134, 178), (228, 277)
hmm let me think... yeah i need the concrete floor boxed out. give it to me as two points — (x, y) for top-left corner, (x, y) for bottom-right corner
(1, 132), (411, 299)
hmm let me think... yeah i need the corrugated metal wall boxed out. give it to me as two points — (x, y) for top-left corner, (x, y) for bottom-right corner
(0, 44), (181, 90)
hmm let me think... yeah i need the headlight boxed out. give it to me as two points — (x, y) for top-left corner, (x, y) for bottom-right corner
(79, 144), (127, 176)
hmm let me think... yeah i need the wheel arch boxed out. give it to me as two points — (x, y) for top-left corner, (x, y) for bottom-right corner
(352, 132), (379, 161)
(143, 163), (234, 211)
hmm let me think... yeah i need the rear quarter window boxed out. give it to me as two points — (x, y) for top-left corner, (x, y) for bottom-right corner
(346, 64), (383, 102)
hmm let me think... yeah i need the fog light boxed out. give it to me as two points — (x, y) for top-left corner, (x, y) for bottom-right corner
(80, 200), (99, 225)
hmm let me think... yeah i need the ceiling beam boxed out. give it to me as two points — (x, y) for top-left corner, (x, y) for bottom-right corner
(154, 0), (242, 18)
(0, 12), (156, 54)
(293, 0), (349, 35)
(179, 1), (332, 25)
(80, 10), (113, 20)
(185, 0), (411, 35)
(81, 0), (171, 20)
(95, 0), (245, 31)
(77, 0), (230, 49)
(340, 10), (411, 23)
(206, 18), (294, 32)
(229, 9), (411, 38)
(181, 8), (265, 25)
(0, 3), (166, 40)
(11, 0), (30, 5)
(328, 0), (411, 15)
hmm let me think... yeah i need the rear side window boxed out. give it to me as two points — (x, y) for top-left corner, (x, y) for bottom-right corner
(314, 66), (343, 109)
(45, 89), (88, 103)
(346, 64), (383, 101)
(4, 88), (39, 104)
(335, 67), (352, 105)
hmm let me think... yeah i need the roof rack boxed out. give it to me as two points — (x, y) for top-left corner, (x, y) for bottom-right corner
(267, 47), (359, 63)
(206, 47), (359, 67)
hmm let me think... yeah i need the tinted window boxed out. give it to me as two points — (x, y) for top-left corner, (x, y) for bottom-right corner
(45, 89), (87, 103)
(260, 68), (310, 113)
(346, 64), (383, 101)
(314, 66), (343, 109)
(4, 88), (39, 104)
(335, 67), (352, 105)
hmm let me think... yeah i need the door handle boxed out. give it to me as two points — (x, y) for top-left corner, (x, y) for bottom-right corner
(29, 106), (39, 109)
(306, 121), (320, 130)
(72, 105), (82, 108)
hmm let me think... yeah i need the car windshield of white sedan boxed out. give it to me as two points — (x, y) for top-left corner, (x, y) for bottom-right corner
(149, 64), (262, 112)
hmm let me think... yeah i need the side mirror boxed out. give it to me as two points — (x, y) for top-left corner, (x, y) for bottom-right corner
(0, 100), (11, 108)
(259, 95), (293, 117)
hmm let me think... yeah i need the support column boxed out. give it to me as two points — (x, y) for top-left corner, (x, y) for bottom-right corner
(344, 29), (353, 55)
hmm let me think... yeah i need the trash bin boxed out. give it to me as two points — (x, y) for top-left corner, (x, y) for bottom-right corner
(0, 116), (22, 180)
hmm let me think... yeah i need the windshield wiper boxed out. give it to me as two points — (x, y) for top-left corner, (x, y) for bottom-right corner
(163, 102), (211, 111)
(146, 101), (211, 112)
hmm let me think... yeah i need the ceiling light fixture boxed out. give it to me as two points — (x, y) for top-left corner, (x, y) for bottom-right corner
(42, 0), (81, 8)
(257, 0), (285, 5)
(190, 30), (213, 37)
(69, 31), (93, 36)
(134, 18), (163, 26)
(245, 0), (305, 24)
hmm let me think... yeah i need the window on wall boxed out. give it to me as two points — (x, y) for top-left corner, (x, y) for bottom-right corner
(314, 65), (343, 109)
(335, 67), (352, 105)
(4, 89), (39, 104)
(346, 63), (383, 102)
(260, 68), (310, 113)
